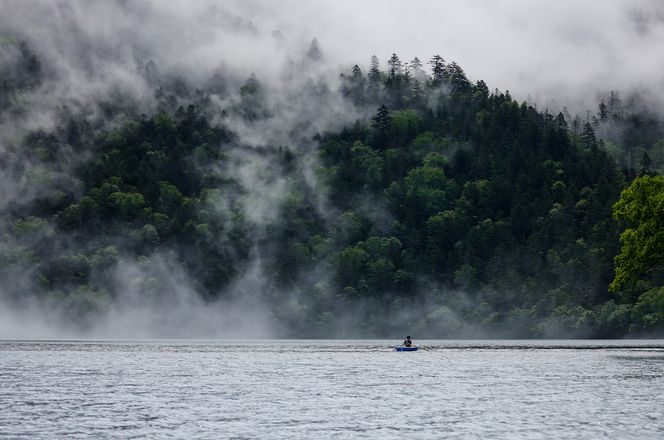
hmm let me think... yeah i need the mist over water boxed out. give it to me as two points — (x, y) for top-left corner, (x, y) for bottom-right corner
(2, 5), (663, 439)
(0, 1), (662, 339)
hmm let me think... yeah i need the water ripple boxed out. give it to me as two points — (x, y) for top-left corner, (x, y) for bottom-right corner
(1, 340), (663, 439)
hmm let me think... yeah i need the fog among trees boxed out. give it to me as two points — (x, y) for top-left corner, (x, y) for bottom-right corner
(1, 1), (663, 338)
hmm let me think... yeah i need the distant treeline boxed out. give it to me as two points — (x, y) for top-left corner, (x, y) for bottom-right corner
(1, 45), (663, 337)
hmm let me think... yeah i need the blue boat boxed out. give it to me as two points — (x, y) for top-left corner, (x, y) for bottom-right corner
(394, 346), (418, 351)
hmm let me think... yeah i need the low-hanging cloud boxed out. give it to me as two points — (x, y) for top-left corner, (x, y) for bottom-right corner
(269, 0), (664, 111)
(1, 0), (662, 339)
(2, 0), (662, 130)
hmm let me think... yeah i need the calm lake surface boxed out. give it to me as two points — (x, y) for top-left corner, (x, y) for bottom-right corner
(1, 339), (663, 439)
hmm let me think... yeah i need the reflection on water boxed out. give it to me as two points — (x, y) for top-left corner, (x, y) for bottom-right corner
(1, 340), (663, 439)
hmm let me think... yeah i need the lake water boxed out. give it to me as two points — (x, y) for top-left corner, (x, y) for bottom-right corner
(1, 340), (663, 439)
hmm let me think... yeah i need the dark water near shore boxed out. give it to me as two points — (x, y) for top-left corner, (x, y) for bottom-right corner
(1, 340), (663, 439)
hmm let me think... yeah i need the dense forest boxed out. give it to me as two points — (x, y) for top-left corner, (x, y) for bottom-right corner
(1, 39), (663, 337)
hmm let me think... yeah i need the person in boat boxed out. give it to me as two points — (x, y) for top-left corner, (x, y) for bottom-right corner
(403, 336), (413, 347)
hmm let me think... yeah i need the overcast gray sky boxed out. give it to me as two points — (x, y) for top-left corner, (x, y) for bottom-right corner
(246, 0), (664, 109)
(3, 0), (663, 112)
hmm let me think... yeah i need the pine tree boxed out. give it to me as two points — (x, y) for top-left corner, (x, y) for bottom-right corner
(387, 53), (402, 77)
(352, 65), (363, 80)
(366, 55), (382, 102)
(598, 101), (608, 121)
(639, 151), (654, 177)
(608, 90), (622, 122)
(411, 80), (424, 107)
(307, 38), (323, 61)
(372, 105), (392, 147)
(346, 65), (366, 105)
(581, 122), (598, 150)
(369, 55), (380, 81)
(555, 112), (568, 131)
(446, 62), (470, 94)
(429, 55), (445, 84)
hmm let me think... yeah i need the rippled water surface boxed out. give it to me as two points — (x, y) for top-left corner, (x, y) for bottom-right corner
(1, 339), (663, 439)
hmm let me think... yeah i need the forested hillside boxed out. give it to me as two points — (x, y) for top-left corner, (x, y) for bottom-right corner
(1, 40), (663, 337)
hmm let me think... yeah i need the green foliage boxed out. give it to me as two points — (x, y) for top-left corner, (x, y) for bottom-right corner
(12, 217), (53, 240)
(539, 305), (595, 336)
(417, 305), (465, 335)
(371, 105), (392, 147)
(593, 300), (632, 337)
(610, 175), (664, 291)
(58, 286), (111, 319)
(4, 54), (659, 337)
(389, 154), (457, 225)
(630, 287), (664, 333)
(350, 142), (384, 189)
(391, 109), (423, 142)
(320, 57), (632, 335)
(109, 192), (146, 221)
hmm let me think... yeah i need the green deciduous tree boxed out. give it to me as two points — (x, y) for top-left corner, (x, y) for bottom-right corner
(610, 175), (664, 291)
(109, 192), (146, 221)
